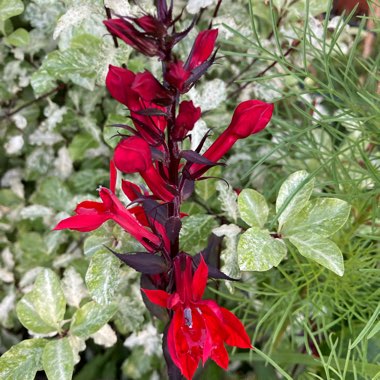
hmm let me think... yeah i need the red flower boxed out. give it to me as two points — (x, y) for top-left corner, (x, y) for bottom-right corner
(189, 100), (274, 177)
(165, 61), (190, 92)
(106, 65), (168, 142)
(143, 255), (252, 380)
(113, 136), (175, 202)
(104, 18), (163, 58)
(173, 100), (201, 140)
(54, 161), (160, 251)
(185, 29), (218, 71)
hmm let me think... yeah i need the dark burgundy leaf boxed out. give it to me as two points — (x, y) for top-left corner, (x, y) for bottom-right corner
(171, 17), (196, 44)
(181, 150), (220, 166)
(195, 129), (213, 153)
(181, 178), (195, 200)
(135, 108), (169, 117)
(165, 217), (182, 242)
(150, 146), (165, 162)
(142, 199), (168, 224)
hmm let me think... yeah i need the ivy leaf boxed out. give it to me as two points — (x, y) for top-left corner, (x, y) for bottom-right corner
(0, 0), (24, 21)
(238, 227), (287, 271)
(4, 28), (30, 47)
(276, 170), (315, 231)
(195, 166), (221, 201)
(238, 188), (269, 228)
(289, 232), (344, 276)
(0, 339), (47, 380)
(42, 338), (74, 380)
(282, 198), (351, 237)
(85, 250), (121, 305)
(83, 233), (113, 257)
(16, 293), (58, 334)
(29, 269), (66, 330)
(180, 215), (218, 254)
(70, 301), (117, 338)
(68, 132), (99, 162)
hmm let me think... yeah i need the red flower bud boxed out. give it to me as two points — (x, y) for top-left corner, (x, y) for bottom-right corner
(106, 65), (136, 108)
(114, 137), (174, 201)
(165, 61), (190, 92)
(132, 71), (171, 103)
(134, 15), (166, 36)
(186, 29), (218, 71)
(173, 101), (201, 140)
(190, 100), (274, 177)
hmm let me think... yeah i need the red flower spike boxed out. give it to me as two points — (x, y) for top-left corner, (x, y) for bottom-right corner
(113, 137), (175, 202)
(186, 29), (218, 71)
(189, 100), (274, 177)
(173, 101), (201, 140)
(104, 18), (162, 57)
(54, 164), (160, 251)
(143, 254), (252, 380)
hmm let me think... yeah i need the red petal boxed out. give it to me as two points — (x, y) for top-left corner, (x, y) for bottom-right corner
(141, 289), (170, 308)
(109, 159), (117, 193)
(168, 309), (184, 370)
(211, 343), (229, 370)
(187, 29), (218, 70)
(121, 180), (142, 201)
(75, 201), (106, 214)
(105, 65), (136, 107)
(54, 214), (110, 232)
(220, 307), (252, 349)
(192, 254), (208, 301)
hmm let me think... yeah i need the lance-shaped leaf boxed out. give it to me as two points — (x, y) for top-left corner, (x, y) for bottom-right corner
(238, 227), (287, 271)
(289, 232), (344, 276)
(165, 216), (182, 243)
(181, 150), (222, 166)
(108, 247), (168, 274)
(42, 338), (74, 380)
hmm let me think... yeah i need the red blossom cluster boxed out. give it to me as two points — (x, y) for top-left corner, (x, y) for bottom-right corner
(55, 1), (273, 379)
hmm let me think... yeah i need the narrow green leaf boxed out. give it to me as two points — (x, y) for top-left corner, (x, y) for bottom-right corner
(85, 250), (120, 305)
(0, 0), (24, 21)
(70, 301), (117, 338)
(16, 293), (58, 334)
(238, 227), (287, 271)
(180, 214), (217, 254)
(30, 269), (66, 330)
(276, 170), (315, 230)
(0, 339), (47, 380)
(238, 189), (269, 228)
(282, 198), (351, 237)
(4, 28), (30, 46)
(42, 338), (74, 380)
(289, 232), (344, 276)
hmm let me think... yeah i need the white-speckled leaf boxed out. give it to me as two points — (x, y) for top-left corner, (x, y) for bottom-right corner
(283, 198), (351, 237)
(0, 0), (24, 21)
(91, 324), (117, 348)
(83, 234), (113, 257)
(217, 182), (239, 222)
(238, 227), (287, 271)
(289, 232), (344, 276)
(276, 170), (315, 231)
(85, 251), (120, 305)
(62, 267), (88, 308)
(70, 301), (117, 339)
(29, 269), (66, 330)
(16, 293), (57, 334)
(0, 339), (47, 380)
(238, 189), (269, 228)
(42, 338), (74, 380)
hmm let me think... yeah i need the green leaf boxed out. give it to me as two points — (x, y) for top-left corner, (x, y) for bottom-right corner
(0, 0), (24, 21)
(0, 339), (47, 380)
(42, 338), (74, 380)
(16, 293), (58, 334)
(83, 234), (113, 257)
(238, 227), (287, 271)
(31, 69), (56, 96)
(4, 28), (29, 47)
(289, 232), (344, 276)
(70, 301), (117, 338)
(85, 251), (120, 305)
(282, 198), (351, 237)
(195, 166), (221, 201)
(238, 189), (269, 228)
(68, 132), (99, 162)
(30, 269), (66, 330)
(180, 214), (218, 254)
(276, 170), (315, 231)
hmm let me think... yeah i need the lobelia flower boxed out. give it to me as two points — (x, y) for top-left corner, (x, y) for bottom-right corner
(113, 136), (175, 202)
(165, 29), (218, 92)
(106, 65), (169, 142)
(143, 255), (252, 380)
(54, 161), (160, 251)
(189, 100), (274, 177)
(173, 100), (201, 140)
